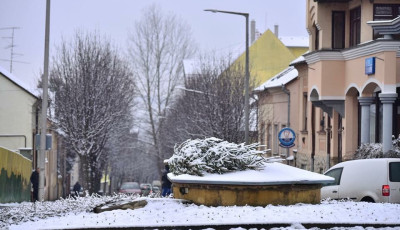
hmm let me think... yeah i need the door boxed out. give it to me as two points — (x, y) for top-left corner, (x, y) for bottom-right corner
(321, 167), (343, 200)
(389, 162), (400, 203)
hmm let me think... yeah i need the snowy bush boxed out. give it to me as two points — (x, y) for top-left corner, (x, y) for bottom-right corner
(354, 135), (400, 159)
(168, 137), (266, 176)
(0, 193), (140, 228)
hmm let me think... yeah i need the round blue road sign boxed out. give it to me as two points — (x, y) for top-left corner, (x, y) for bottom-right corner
(278, 127), (296, 148)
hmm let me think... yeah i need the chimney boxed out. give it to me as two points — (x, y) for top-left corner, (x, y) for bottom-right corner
(251, 20), (256, 44)
(274, 25), (279, 38)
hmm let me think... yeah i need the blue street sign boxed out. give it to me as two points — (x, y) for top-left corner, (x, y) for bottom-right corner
(278, 127), (296, 148)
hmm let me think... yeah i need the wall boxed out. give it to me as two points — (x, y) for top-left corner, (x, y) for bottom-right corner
(0, 73), (37, 152)
(0, 147), (31, 203)
(173, 182), (322, 206)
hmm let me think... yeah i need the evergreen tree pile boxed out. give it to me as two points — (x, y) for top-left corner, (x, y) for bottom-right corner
(168, 137), (266, 176)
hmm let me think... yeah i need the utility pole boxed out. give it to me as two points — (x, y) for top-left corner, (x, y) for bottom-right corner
(39, 0), (51, 201)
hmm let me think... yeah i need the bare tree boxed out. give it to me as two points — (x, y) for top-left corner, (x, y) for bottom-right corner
(128, 4), (195, 176)
(49, 31), (136, 194)
(159, 54), (258, 158)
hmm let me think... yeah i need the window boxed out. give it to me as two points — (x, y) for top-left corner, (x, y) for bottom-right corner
(260, 123), (265, 150)
(267, 124), (272, 150)
(280, 124), (286, 154)
(374, 4), (400, 20)
(373, 4), (400, 39)
(389, 162), (400, 182)
(303, 93), (308, 131)
(320, 111), (326, 132)
(350, 7), (361, 47)
(314, 24), (319, 50)
(323, 168), (343, 186)
(274, 124), (279, 155)
(332, 11), (345, 49)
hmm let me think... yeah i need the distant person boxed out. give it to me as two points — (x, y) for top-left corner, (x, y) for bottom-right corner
(73, 181), (82, 197)
(30, 167), (39, 202)
(161, 165), (172, 197)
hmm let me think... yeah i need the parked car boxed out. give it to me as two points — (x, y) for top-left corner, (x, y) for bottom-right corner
(119, 182), (142, 195)
(152, 180), (161, 188)
(321, 158), (400, 203)
(140, 183), (152, 196)
(152, 186), (160, 194)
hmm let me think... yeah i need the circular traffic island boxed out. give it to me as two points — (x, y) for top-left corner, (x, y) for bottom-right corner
(169, 162), (333, 206)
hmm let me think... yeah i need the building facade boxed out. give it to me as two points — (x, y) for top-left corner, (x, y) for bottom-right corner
(257, 0), (400, 172)
(0, 65), (61, 201)
(302, 0), (400, 171)
(0, 66), (38, 154)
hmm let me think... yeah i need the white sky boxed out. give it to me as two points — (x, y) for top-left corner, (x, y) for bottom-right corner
(0, 0), (308, 89)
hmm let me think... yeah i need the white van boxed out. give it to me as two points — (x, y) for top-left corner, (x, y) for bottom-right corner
(321, 158), (400, 203)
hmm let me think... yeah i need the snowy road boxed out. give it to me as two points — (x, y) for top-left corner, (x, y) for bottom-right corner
(3, 196), (400, 230)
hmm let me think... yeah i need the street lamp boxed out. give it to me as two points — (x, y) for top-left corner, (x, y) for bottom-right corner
(204, 9), (250, 144)
(39, 0), (51, 201)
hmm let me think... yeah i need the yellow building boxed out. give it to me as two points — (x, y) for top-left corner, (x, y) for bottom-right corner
(232, 27), (308, 87)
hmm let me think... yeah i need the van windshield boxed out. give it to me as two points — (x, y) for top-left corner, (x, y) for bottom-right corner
(389, 162), (400, 182)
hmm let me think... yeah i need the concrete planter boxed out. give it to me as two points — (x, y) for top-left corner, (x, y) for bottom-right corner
(169, 162), (333, 206)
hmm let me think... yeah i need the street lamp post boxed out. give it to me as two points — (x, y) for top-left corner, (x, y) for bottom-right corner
(204, 9), (250, 144)
(39, 0), (51, 201)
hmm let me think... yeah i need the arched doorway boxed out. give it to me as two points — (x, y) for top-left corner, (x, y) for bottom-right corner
(343, 87), (360, 161)
(360, 82), (382, 144)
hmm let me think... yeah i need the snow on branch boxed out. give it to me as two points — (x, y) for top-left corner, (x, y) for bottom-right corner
(168, 137), (267, 176)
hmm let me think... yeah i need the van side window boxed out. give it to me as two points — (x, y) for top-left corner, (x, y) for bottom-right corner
(389, 162), (400, 182)
(324, 168), (343, 186)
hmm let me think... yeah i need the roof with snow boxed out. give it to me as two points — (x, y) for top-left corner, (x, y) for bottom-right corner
(253, 66), (298, 92)
(0, 65), (38, 98)
(290, 53), (307, 66)
(229, 30), (308, 89)
(168, 162), (334, 185)
(280, 36), (309, 47)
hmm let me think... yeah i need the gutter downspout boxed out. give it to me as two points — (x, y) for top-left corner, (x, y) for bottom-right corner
(311, 105), (316, 172)
(282, 85), (290, 162)
(326, 117), (331, 169)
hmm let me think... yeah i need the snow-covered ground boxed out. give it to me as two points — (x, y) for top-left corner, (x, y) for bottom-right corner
(2, 195), (400, 230)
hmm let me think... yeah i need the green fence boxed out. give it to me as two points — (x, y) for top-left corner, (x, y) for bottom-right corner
(0, 147), (31, 203)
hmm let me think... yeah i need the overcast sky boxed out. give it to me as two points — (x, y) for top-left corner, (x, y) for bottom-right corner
(0, 0), (308, 88)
